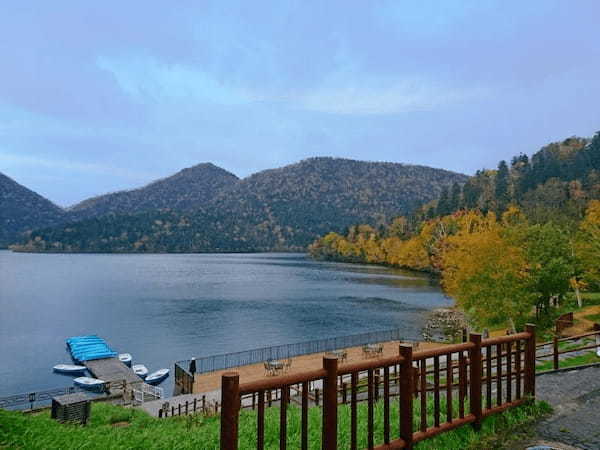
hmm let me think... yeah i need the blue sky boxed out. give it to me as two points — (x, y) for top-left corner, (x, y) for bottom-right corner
(1, 1), (599, 206)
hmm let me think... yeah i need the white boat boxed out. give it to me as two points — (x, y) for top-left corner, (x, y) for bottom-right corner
(74, 376), (105, 390)
(145, 369), (169, 385)
(132, 364), (149, 378)
(53, 364), (87, 374)
(118, 353), (132, 367)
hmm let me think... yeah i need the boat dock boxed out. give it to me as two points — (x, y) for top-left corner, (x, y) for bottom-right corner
(84, 357), (142, 385)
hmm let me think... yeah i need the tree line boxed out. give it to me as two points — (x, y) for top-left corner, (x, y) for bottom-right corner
(310, 132), (600, 329)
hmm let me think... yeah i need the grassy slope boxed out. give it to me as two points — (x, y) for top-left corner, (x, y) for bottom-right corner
(1, 400), (550, 450)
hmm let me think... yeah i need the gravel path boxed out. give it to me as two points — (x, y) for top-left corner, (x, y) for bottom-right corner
(534, 365), (600, 449)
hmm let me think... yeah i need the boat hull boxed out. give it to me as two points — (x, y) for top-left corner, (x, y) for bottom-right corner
(53, 364), (86, 375)
(145, 369), (169, 385)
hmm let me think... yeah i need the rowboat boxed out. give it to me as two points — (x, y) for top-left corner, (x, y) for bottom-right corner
(53, 364), (86, 374)
(132, 364), (149, 378)
(145, 369), (169, 385)
(74, 377), (105, 390)
(118, 353), (132, 367)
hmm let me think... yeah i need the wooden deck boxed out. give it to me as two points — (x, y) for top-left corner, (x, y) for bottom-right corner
(192, 340), (447, 394)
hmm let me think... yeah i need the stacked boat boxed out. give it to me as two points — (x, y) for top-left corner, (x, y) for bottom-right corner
(67, 335), (117, 362)
(51, 334), (170, 389)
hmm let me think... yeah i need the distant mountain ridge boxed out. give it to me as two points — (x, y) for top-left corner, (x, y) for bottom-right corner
(6, 157), (468, 252)
(69, 163), (239, 220)
(0, 173), (68, 247)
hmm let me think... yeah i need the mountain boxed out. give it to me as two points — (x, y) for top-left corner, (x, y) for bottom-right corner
(0, 172), (68, 248)
(416, 132), (600, 227)
(69, 163), (239, 220)
(12, 157), (467, 253)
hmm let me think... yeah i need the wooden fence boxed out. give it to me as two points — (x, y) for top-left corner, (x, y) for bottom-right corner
(537, 328), (600, 371)
(174, 363), (194, 395)
(219, 325), (536, 449)
(555, 312), (574, 335)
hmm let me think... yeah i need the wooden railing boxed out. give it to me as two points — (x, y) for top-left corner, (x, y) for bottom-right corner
(536, 328), (600, 371)
(555, 312), (574, 335)
(219, 325), (536, 449)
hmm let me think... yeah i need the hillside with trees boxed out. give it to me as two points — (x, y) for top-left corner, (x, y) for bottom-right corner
(0, 173), (68, 248)
(11, 157), (467, 252)
(69, 163), (239, 220)
(310, 133), (600, 330)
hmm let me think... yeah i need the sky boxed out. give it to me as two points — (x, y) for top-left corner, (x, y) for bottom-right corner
(1, 1), (599, 207)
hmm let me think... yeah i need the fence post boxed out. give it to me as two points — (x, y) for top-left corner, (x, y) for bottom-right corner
(220, 372), (240, 450)
(524, 324), (536, 398)
(469, 332), (482, 431)
(399, 344), (414, 449)
(553, 334), (559, 371)
(322, 355), (338, 450)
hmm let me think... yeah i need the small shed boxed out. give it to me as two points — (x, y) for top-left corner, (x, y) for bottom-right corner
(51, 392), (93, 425)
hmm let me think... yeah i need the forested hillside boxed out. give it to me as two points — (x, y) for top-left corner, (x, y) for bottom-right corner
(69, 163), (239, 220)
(11, 158), (467, 252)
(310, 132), (600, 329)
(0, 173), (68, 247)
(418, 135), (596, 224)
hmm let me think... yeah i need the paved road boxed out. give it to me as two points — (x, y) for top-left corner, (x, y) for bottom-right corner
(535, 365), (600, 449)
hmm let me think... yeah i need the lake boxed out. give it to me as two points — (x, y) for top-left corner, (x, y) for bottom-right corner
(0, 251), (450, 397)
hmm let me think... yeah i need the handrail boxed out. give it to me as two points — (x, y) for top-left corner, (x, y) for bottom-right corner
(239, 369), (327, 395)
(337, 355), (404, 375)
(482, 332), (530, 346)
(413, 341), (474, 360)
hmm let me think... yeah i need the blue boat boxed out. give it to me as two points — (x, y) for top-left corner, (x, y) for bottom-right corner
(66, 335), (117, 362)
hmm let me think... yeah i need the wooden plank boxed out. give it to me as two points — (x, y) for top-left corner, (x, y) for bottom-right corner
(434, 356), (440, 427)
(383, 366), (390, 444)
(351, 372), (358, 450)
(446, 353), (452, 423)
(368, 369), (374, 449)
(420, 359), (427, 431)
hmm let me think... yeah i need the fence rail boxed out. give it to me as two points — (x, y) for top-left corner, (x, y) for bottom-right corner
(536, 328), (600, 371)
(175, 328), (410, 380)
(0, 386), (89, 411)
(219, 324), (537, 449)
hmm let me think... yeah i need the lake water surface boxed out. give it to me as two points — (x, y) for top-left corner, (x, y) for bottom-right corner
(0, 251), (450, 397)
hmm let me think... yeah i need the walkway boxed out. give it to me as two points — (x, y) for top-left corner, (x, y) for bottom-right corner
(534, 365), (600, 449)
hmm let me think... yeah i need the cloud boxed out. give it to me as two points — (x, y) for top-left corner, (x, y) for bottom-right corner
(0, 152), (154, 182)
(96, 55), (258, 106)
(286, 78), (489, 116)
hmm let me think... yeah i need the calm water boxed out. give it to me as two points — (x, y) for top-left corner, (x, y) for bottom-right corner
(0, 251), (450, 397)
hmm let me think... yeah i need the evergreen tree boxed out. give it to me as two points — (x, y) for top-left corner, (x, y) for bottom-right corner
(436, 186), (451, 216)
(462, 179), (480, 209)
(495, 160), (510, 213)
(449, 182), (462, 212)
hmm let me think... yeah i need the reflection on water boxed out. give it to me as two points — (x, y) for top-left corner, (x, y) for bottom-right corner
(0, 251), (450, 396)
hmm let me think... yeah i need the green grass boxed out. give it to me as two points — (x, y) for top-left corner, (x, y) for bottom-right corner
(0, 399), (551, 449)
(558, 338), (594, 352)
(536, 351), (600, 372)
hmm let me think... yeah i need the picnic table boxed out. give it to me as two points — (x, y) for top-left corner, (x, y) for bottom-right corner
(328, 350), (348, 362)
(264, 359), (291, 376)
(362, 343), (384, 359)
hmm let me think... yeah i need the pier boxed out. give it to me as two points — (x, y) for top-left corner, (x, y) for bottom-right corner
(84, 357), (142, 387)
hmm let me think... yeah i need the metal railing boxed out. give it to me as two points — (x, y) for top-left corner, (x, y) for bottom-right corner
(0, 386), (90, 411)
(176, 328), (410, 378)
